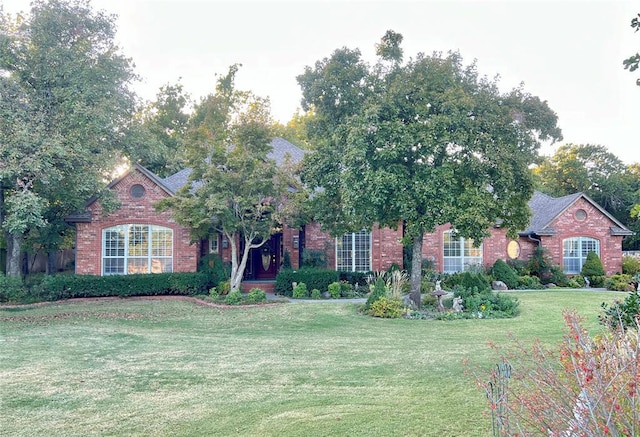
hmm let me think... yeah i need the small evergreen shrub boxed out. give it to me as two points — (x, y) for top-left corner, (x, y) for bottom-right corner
(621, 255), (640, 275)
(275, 269), (295, 296)
(338, 271), (370, 286)
(328, 281), (341, 299)
(489, 259), (519, 289)
(246, 288), (267, 303)
(339, 281), (355, 298)
(445, 271), (491, 293)
(581, 251), (606, 287)
(282, 250), (292, 269)
(198, 254), (230, 289)
(604, 274), (634, 292)
(310, 288), (321, 299)
(365, 277), (387, 310)
(0, 274), (27, 303)
(292, 282), (308, 299)
(549, 266), (571, 287)
(217, 280), (231, 295)
(599, 290), (640, 329)
(527, 246), (554, 284)
(507, 259), (530, 276)
(224, 290), (243, 305)
(274, 268), (339, 297)
(517, 275), (543, 290)
(367, 297), (402, 318)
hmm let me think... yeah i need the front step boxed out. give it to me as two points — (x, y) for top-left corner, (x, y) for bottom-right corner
(241, 281), (276, 293)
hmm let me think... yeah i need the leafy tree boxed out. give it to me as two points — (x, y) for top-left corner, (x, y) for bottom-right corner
(581, 251), (606, 287)
(137, 81), (191, 177)
(623, 13), (640, 86)
(273, 109), (313, 150)
(298, 32), (562, 306)
(157, 66), (293, 292)
(0, 0), (138, 277)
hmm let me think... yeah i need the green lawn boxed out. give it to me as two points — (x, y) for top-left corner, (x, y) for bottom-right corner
(0, 291), (626, 436)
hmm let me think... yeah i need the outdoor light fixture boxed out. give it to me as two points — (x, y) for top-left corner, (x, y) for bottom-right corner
(293, 236), (299, 249)
(222, 238), (228, 249)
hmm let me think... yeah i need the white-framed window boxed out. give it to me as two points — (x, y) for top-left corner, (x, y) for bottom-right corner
(336, 231), (371, 272)
(563, 237), (600, 274)
(443, 230), (483, 273)
(209, 235), (219, 254)
(102, 224), (173, 275)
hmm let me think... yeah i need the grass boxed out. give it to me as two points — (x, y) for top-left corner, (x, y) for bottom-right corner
(0, 290), (627, 436)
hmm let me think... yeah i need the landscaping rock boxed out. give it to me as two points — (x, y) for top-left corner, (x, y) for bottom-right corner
(492, 280), (508, 291)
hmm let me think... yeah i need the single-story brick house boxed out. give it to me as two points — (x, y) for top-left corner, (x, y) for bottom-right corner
(67, 138), (632, 279)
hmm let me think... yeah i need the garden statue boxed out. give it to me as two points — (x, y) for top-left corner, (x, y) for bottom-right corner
(452, 297), (464, 313)
(430, 281), (447, 312)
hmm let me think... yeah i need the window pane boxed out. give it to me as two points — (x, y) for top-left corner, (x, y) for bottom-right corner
(336, 234), (353, 271)
(103, 258), (124, 275)
(127, 258), (149, 274)
(128, 225), (148, 256)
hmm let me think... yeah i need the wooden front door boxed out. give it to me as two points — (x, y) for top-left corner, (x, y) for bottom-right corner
(254, 234), (281, 279)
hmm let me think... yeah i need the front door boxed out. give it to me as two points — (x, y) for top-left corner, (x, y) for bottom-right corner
(253, 234), (281, 279)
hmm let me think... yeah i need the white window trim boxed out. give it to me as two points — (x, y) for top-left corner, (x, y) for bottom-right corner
(443, 230), (483, 273)
(335, 231), (372, 272)
(102, 224), (173, 275)
(562, 236), (600, 274)
(209, 235), (219, 254)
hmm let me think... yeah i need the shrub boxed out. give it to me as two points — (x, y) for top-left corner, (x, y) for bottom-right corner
(365, 277), (387, 310)
(292, 282), (308, 299)
(527, 246), (554, 283)
(517, 275), (543, 290)
(275, 268), (295, 296)
(328, 281), (341, 299)
(246, 288), (267, 304)
(445, 271), (491, 293)
(507, 259), (530, 276)
(339, 281), (355, 298)
(581, 251), (606, 287)
(275, 268), (339, 297)
(600, 290), (640, 329)
(367, 297), (402, 318)
(310, 288), (321, 299)
(603, 274), (634, 292)
(467, 310), (639, 437)
(282, 250), (292, 269)
(224, 290), (243, 305)
(0, 274), (27, 303)
(301, 249), (327, 268)
(622, 255), (640, 275)
(217, 280), (231, 296)
(338, 271), (370, 286)
(489, 259), (519, 289)
(198, 254), (230, 289)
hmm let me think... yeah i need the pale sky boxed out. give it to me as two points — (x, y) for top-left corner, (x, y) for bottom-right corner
(4, 0), (640, 164)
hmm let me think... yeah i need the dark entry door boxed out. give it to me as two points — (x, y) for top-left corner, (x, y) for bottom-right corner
(254, 235), (281, 279)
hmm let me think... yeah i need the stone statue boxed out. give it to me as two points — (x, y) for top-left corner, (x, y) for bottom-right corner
(452, 297), (464, 313)
(435, 280), (442, 291)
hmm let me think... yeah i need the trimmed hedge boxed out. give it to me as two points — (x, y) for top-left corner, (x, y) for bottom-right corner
(338, 271), (371, 286)
(32, 272), (209, 301)
(275, 268), (339, 297)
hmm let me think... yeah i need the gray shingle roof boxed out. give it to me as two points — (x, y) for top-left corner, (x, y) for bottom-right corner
(162, 137), (304, 192)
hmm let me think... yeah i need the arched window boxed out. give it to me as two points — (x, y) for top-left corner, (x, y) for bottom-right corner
(102, 225), (173, 275)
(562, 237), (599, 274)
(336, 231), (371, 272)
(443, 230), (483, 273)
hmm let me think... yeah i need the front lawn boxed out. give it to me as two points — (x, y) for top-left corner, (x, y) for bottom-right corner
(0, 291), (625, 436)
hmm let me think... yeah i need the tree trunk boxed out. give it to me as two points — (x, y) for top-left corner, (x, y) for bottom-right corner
(46, 250), (56, 275)
(410, 233), (423, 309)
(6, 233), (22, 278)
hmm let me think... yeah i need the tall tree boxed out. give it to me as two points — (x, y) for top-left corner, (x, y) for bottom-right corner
(0, 0), (137, 277)
(157, 66), (293, 292)
(298, 33), (562, 306)
(623, 13), (640, 86)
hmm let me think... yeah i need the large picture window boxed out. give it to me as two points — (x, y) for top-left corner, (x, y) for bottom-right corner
(443, 230), (483, 273)
(102, 224), (173, 275)
(336, 231), (371, 272)
(563, 237), (599, 274)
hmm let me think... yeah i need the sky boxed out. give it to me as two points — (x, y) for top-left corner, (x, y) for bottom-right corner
(4, 0), (640, 164)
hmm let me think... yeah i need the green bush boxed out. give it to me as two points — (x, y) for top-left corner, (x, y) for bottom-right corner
(604, 274), (634, 292)
(301, 249), (327, 268)
(445, 271), (491, 293)
(282, 250), (292, 269)
(246, 288), (267, 303)
(32, 272), (209, 302)
(527, 246), (554, 284)
(367, 297), (402, 318)
(339, 281), (355, 298)
(365, 278), (387, 310)
(274, 268), (339, 297)
(198, 254), (230, 289)
(581, 251), (606, 288)
(507, 259), (530, 276)
(517, 275), (543, 290)
(310, 288), (321, 299)
(292, 282), (308, 299)
(0, 274), (28, 303)
(599, 290), (640, 329)
(328, 281), (341, 299)
(224, 290), (243, 305)
(622, 255), (640, 275)
(338, 271), (370, 286)
(549, 265), (571, 287)
(489, 259), (519, 289)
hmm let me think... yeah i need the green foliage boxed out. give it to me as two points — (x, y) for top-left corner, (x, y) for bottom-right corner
(217, 280), (231, 296)
(604, 274), (635, 292)
(310, 288), (321, 299)
(339, 281), (355, 298)
(549, 265), (571, 287)
(623, 13), (640, 86)
(274, 268), (339, 297)
(327, 281), (341, 299)
(517, 275), (543, 290)
(367, 297), (402, 318)
(527, 246), (554, 284)
(600, 290), (640, 329)
(292, 282), (308, 299)
(445, 271), (491, 293)
(581, 251), (606, 287)
(365, 278), (387, 310)
(622, 255), (640, 275)
(338, 271), (370, 286)
(29, 273), (209, 302)
(301, 249), (327, 268)
(246, 288), (267, 304)
(453, 284), (520, 318)
(282, 250), (292, 269)
(224, 290), (243, 305)
(198, 254), (230, 289)
(0, 273), (27, 302)
(489, 259), (519, 289)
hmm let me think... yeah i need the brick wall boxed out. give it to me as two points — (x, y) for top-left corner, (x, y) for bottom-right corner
(74, 169), (198, 275)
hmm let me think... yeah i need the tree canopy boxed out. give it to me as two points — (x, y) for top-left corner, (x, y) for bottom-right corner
(298, 32), (562, 305)
(623, 13), (640, 86)
(0, 0), (138, 276)
(157, 66), (294, 292)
